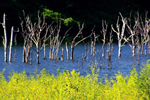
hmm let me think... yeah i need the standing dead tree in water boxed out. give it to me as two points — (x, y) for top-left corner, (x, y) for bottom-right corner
(21, 11), (47, 64)
(106, 29), (113, 68)
(65, 42), (69, 61)
(101, 20), (108, 58)
(70, 23), (92, 62)
(42, 22), (54, 60)
(139, 11), (150, 55)
(14, 34), (17, 61)
(133, 12), (141, 65)
(1, 13), (7, 62)
(53, 19), (71, 62)
(49, 26), (56, 60)
(9, 26), (14, 63)
(90, 26), (99, 59)
(20, 13), (33, 63)
(93, 31), (99, 58)
(111, 12), (127, 58)
(124, 11), (139, 57)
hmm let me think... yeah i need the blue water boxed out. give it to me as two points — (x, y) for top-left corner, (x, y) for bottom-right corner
(0, 44), (149, 81)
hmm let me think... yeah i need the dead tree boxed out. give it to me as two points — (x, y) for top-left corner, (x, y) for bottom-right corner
(139, 11), (150, 55)
(42, 23), (54, 60)
(49, 26), (56, 60)
(125, 11), (139, 57)
(90, 39), (93, 58)
(134, 12), (141, 65)
(61, 47), (64, 61)
(111, 12), (127, 58)
(70, 23), (92, 61)
(1, 13), (7, 62)
(83, 43), (87, 61)
(90, 26), (98, 59)
(106, 29), (113, 68)
(108, 29), (113, 52)
(54, 19), (70, 62)
(93, 32), (99, 58)
(14, 34), (17, 61)
(25, 39), (33, 63)
(135, 25), (141, 65)
(9, 26), (14, 62)
(65, 42), (69, 61)
(20, 15), (31, 63)
(106, 49), (112, 69)
(21, 11), (47, 64)
(101, 20), (108, 58)
(30, 50), (32, 65)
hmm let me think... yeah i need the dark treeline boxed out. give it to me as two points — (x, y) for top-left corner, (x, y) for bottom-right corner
(0, 0), (150, 40)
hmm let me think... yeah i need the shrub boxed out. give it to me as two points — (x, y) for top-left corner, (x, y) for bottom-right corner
(0, 61), (150, 99)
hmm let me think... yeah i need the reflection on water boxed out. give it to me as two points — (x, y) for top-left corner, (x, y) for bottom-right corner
(0, 44), (149, 81)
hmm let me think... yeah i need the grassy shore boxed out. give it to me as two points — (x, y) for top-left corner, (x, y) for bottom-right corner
(0, 60), (150, 100)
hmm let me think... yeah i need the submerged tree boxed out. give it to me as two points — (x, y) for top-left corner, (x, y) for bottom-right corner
(139, 11), (150, 55)
(101, 20), (108, 58)
(20, 11), (47, 64)
(1, 13), (7, 62)
(111, 12), (127, 58)
(70, 23), (92, 61)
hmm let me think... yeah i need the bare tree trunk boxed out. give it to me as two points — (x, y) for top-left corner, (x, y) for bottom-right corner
(9, 26), (14, 62)
(93, 34), (96, 57)
(43, 40), (47, 60)
(49, 42), (53, 60)
(30, 50), (32, 65)
(137, 44), (140, 65)
(81, 53), (83, 68)
(65, 42), (69, 61)
(26, 46), (31, 63)
(118, 40), (122, 58)
(101, 20), (107, 58)
(2, 13), (7, 62)
(71, 43), (74, 62)
(14, 34), (17, 62)
(141, 40), (144, 55)
(84, 48), (87, 61)
(52, 46), (55, 60)
(111, 13), (126, 58)
(70, 23), (92, 61)
(148, 41), (150, 54)
(61, 48), (64, 61)
(144, 43), (147, 56)
(91, 41), (93, 58)
(102, 45), (105, 58)
(36, 43), (39, 64)
(23, 45), (26, 63)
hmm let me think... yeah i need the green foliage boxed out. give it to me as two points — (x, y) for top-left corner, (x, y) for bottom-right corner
(0, 60), (150, 99)
(44, 8), (79, 26)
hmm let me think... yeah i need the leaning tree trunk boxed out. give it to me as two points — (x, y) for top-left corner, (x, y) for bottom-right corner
(9, 26), (14, 62)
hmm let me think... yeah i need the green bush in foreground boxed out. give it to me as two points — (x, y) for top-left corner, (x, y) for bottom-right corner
(0, 61), (150, 100)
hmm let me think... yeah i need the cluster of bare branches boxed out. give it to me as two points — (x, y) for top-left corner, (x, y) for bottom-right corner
(1, 10), (150, 67)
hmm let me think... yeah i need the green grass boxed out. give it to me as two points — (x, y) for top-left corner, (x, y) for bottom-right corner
(0, 60), (150, 100)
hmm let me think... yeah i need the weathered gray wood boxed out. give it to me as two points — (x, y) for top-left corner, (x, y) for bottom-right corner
(2, 13), (7, 62)
(9, 26), (14, 62)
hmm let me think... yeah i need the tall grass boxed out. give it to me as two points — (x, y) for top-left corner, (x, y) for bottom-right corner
(0, 60), (150, 99)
